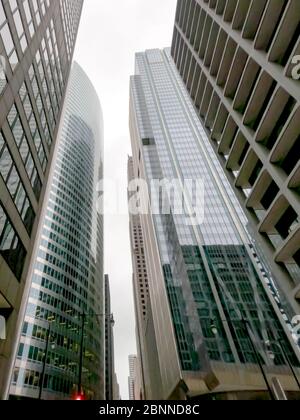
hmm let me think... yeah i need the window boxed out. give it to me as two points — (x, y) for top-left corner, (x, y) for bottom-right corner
(0, 22), (18, 68)
(275, 206), (298, 240)
(0, 2), (6, 27)
(12, 9), (27, 52)
(261, 181), (279, 210)
(23, 0), (35, 38)
(263, 97), (296, 151)
(0, 202), (26, 280)
(280, 134), (300, 176)
(248, 160), (263, 186)
(0, 133), (35, 234)
(7, 105), (42, 200)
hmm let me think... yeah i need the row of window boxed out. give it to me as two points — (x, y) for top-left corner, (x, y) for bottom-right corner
(0, 2), (19, 70)
(0, 0), (72, 285)
(176, 0), (299, 69)
(12, 367), (78, 396)
(7, 104), (42, 199)
(0, 132), (35, 234)
(35, 260), (88, 301)
(21, 322), (98, 363)
(0, 0), (51, 77)
(19, 82), (48, 172)
(60, 0), (83, 62)
(25, 303), (101, 351)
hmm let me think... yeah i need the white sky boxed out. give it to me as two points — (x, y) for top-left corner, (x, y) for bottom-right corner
(74, 0), (177, 399)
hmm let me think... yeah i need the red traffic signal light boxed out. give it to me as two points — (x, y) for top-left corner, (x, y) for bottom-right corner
(74, 393), (85, 401)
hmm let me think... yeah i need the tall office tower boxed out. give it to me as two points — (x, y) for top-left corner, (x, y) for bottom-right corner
(128, 156), (163, 400)
(105, 274), (115, 401)
(128, 355), (136, 401)
(129, 48), (300, 400)
(171, 0), (300, 314)
(113, 373), (120, 401)
(8, 62), (104, 400)
(128, 156), (148, 400)
(128, 355), (142, 401)
(0, 0), (83, 398)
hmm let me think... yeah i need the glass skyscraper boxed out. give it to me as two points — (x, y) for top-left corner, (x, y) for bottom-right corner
(8, 62), (104, 400)
(0, 0), (83, 398)
(129, 48), (300, 400)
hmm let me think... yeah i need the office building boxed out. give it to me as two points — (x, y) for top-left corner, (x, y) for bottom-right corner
(129, 48), (300, 400)
(128, 354), (142, 401)
(128, 156), (148, 400)
(113, 373), (120, 401)
(0, 0), (83, 398)
(128, 355), (136, 401)
(9, 62), (104, 400)
(171, 0), (300, 313)
(128, 156), (163, 400)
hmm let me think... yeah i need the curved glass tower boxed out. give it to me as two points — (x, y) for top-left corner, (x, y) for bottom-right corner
(9, 62), (104, 400)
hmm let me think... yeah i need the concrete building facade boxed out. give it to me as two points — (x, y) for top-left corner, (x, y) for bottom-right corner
(128, 156), (163, 400)
(171, 0), (300, 313)
(128, 354), (142, 401)
(128, 156), (148, 400)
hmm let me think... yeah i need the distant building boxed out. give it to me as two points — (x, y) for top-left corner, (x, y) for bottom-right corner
(113, 373), (121, 401)
(128, 355), (142, 401)
(128, 355), (136, 401)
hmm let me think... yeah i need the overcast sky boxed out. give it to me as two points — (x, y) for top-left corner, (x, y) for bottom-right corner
(74, 0), (177, 399)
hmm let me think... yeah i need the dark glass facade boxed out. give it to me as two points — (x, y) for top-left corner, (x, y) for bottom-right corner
(129, 48), (300, 399)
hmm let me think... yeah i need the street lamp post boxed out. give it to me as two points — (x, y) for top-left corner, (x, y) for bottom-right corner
(241, 318), (275, 400)
(38, 322), (51, 400)
(77, 312), (114, 399)
(266, 339), (300, 391)
(78, 313), (85, 395)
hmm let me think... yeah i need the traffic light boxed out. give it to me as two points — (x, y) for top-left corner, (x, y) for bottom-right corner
(74, 392), (85, 401)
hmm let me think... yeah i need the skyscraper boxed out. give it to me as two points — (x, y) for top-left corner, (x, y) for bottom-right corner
(129, 48), (300, 400)
(171, 0), (300, 313)
(8, 62), (104, 400)
(0, 0), (83, 398)
(112, 373), (120, 401)
(105, 274), (116, 401)
(128, 354), (142, 401)
(128, 156), (148, 400)
(128, 155), (163, 400)
(128, 355), (135, 401)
